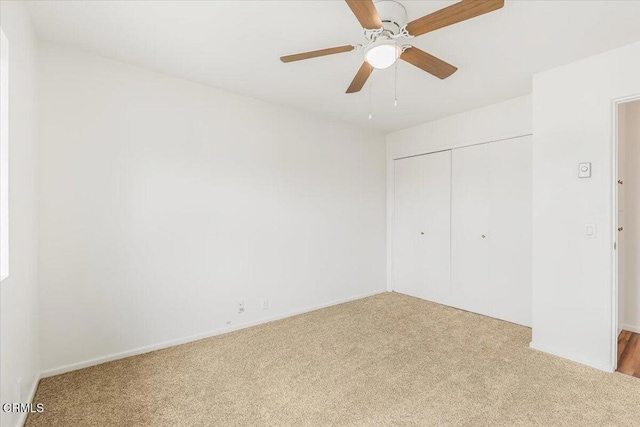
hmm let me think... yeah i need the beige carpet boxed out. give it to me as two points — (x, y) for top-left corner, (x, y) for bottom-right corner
(27, 292), (640, 426)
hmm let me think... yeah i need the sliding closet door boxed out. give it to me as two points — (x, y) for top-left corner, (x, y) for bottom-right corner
(394, 151), (451, 303)
(451, 137), (532, 327)
(487, 136), (532, 326)
(451, 144), (491, 315)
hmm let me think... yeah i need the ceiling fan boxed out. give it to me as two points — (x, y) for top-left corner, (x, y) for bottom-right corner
(280, 0), (504, 93)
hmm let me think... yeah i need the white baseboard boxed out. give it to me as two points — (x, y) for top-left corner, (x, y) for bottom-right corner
(18, 374), (41, 427)
(529, 341), (614, 373)
(620, 324), (640, 334)
(40, 289), (386, 379)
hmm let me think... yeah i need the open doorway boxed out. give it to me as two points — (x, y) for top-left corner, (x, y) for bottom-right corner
(616, 98), (640, 378)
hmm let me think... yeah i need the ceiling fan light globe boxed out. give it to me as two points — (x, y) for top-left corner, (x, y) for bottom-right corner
(364, 42), (400, 69)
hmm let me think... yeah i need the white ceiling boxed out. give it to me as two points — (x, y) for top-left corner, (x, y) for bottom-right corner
(25, 1), (640, 132)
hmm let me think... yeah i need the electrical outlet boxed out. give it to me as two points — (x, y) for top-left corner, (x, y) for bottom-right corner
(261, 298), (269, 310)
(238, 301), (244, 314)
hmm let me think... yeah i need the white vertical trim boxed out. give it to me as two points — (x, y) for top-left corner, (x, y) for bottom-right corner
(0, 28), (9, 282)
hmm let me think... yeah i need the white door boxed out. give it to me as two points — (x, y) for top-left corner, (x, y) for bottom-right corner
(487, 136), (532, 326)
(394, 151), (451, 303)
(451, 144), (491, 316)
(450, 137), (532, 326)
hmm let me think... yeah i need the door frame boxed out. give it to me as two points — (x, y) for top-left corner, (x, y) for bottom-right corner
(611, 93), (640, 371)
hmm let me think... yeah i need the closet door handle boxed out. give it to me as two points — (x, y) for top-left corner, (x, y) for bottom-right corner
(481, 234), (486, 239)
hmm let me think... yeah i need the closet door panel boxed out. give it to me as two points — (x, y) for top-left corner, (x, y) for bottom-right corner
(488, 137), (532, 326)
(394, 151), (451, 302)
(451, 144), (491, 315)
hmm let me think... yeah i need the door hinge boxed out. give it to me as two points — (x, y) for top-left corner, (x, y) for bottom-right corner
(614, 242), (617, 250)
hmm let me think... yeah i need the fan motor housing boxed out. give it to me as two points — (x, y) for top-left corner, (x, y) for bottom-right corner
(374, 0), (408, 34)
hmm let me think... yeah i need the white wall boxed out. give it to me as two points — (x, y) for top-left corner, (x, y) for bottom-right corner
(37, 43), (387, 375)
(385, 95), (532, 291)
(619, 100), (640, 334)
(0, 2), (40, 427)
(386, 95), (532, 159)
(531, 42), (640, 372)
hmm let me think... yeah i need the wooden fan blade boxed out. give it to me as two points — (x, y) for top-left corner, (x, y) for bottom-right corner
(346, 62), (373, 93)
(345, 0), (383, 30)
(406, 0), (504, 37)
(281, 45), (355, 63)
(400, 47), (457, 79)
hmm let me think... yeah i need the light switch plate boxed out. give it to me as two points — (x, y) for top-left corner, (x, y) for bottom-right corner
(586, 224), (596, 239)
(578, 162), (591, 178)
